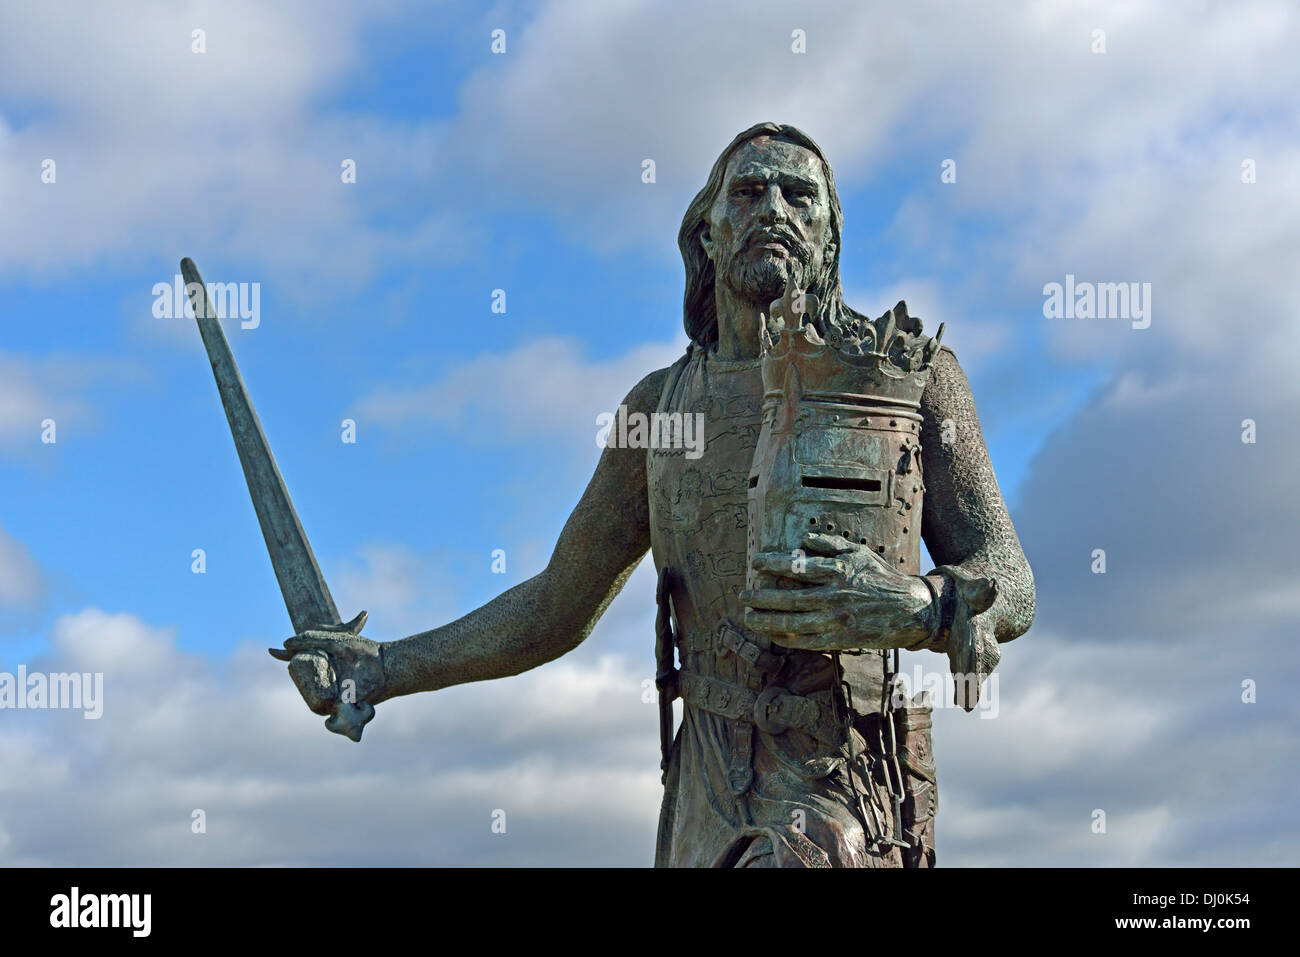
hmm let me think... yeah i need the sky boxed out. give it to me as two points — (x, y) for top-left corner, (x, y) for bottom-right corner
(1, 0), (1298, 866)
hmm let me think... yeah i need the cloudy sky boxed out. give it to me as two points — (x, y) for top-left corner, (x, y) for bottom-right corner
(1, 0), (1297, 866)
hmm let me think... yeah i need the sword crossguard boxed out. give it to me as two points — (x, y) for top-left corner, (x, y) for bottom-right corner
(320, 609), (369, 636)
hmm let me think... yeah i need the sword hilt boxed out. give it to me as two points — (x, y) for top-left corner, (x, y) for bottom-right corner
(315, 610), (377, 742)
(271, 610), (378, 742)
(325, 700), (375, 742)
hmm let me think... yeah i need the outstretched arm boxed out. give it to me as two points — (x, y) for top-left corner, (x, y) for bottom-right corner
(918, 347), (1035, 646)
(374, 366), (670, 701)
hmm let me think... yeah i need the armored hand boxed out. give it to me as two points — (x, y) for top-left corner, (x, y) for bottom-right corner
(272, 622), (386, 739)
(742, 531), (938, 651)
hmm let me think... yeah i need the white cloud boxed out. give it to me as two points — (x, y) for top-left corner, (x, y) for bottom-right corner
(0, 525), (45, 611)
(0, 605), (663, 865)
(433, 0), (1300, 373)
(331, 544), (460, 640)
(353, 334), (688, 451)
(8, 600), (1294, 866)
(845, 277), (1011, 372)
(0, 350), (142, 460)
(0, 0), (465, 286)
(7, 0), (1298, 368)
(0, 353), (79, 451)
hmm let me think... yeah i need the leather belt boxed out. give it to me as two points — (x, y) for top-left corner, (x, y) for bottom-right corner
(719, 621), (786, 674)
(721, 621), (766, 795)
(679, 671), (847, 750)
(676, 620), (846, 797)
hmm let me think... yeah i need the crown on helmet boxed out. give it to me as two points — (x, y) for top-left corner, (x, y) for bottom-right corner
(761, 289), (944, 408)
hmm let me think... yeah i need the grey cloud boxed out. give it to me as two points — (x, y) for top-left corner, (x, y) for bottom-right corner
(0, 606), (664, 866)
(1013, 355), (1296, 643)
(925, 619), (1298, 866)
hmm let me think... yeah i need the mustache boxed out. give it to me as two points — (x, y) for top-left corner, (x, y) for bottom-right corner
(742, 226), (804, 251)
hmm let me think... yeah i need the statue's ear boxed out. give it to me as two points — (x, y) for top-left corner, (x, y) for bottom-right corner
(700, 225), (714, 261)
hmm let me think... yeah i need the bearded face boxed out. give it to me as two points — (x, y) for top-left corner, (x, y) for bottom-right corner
(702, 136), (836, 309)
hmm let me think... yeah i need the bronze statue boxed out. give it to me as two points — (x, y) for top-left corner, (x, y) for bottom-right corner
(263, 123), (1035, 867)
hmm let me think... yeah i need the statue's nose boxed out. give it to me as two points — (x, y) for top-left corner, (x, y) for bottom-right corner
(756, 184), (789, 224)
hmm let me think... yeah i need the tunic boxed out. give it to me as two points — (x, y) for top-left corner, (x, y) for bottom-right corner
(647, 347), (910, 868)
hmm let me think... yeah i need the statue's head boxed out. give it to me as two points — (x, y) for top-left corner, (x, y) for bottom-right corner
(679, 123), (861, 348)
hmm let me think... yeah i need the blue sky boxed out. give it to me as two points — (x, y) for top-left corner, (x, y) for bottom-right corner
(0, 5), (1089, 662)
(2, 0), (1298, 866)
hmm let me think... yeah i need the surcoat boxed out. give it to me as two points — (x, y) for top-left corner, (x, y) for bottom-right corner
(648, 346), (932, 868)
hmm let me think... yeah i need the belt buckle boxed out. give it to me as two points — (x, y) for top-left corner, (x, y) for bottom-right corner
(753, 685), (791, 735)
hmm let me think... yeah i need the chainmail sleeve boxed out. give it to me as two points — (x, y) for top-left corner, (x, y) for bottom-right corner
(918, 346), (1035, 647)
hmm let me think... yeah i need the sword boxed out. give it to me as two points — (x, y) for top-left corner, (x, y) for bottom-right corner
(182, 257), (374, 742)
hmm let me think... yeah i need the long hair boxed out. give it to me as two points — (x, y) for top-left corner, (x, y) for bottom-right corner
(678, 122), (864, 348)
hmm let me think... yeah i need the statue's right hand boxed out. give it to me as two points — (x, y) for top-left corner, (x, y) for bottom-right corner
(269, 629), (385, 718)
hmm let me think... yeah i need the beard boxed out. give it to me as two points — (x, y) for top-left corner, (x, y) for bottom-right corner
(718, 235), (816, 308)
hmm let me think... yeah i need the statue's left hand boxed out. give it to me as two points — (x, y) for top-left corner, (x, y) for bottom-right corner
(742, 532), (936, 651)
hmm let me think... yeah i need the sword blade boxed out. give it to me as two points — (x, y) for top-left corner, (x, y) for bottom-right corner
(182, 257), (341, 635)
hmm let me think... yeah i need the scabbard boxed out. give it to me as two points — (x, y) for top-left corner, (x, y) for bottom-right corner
(893, 700), (938, 867)
(654, 566), (679, 783)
